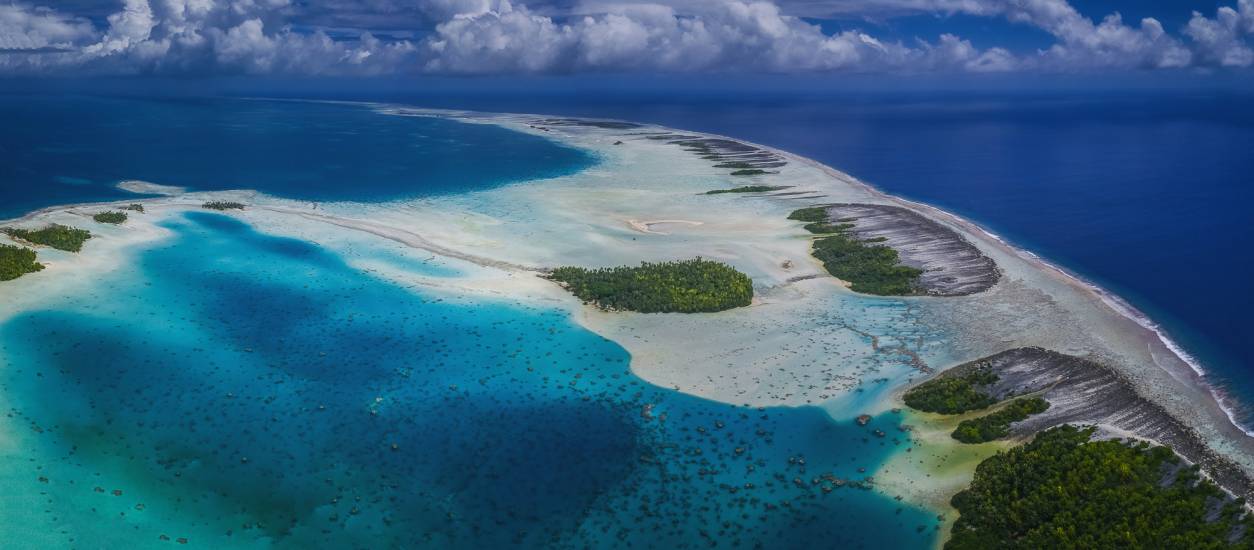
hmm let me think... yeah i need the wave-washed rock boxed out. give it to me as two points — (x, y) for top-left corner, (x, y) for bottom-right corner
(939, 347), (1254, 499)
(822, 203), (999, 296)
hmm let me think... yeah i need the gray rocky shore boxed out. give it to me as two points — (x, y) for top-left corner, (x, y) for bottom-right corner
(936, 347), (1254, 500)
(821, 203), (1000, 296)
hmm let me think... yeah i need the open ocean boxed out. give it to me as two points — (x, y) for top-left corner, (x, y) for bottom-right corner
(358, 90), (1254, 430)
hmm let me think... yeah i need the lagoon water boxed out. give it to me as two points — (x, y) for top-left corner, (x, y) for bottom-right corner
(0, 95), (593, 219)
(0, 97), (936, 547)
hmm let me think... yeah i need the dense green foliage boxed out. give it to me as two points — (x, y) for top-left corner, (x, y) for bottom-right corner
(704, 186), (788, 195)
(713, 161), (754, 169)
(547, 258), (753, 313)
(788, 207), (921, 295)
(948, 425), (1252, 549)
(2, 224), (92, 252)
(952, 398), (1050, 443)
(730, 169), (769, 176)
(903, 369), (1000, 414)
(788, 207), (922, 295)
(203, 201), (246, 211)
(122, 204), (145, 212)
(92, 211), (128, 224)
(786, 207), (828, 223)
(0, 244), (43, 281)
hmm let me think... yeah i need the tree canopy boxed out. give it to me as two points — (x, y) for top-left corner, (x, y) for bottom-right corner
(547, 258), (753, 313)
(949, 425), (1252, 549)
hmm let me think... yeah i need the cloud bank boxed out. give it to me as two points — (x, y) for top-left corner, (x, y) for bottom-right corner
(1, 0), (1252, 75)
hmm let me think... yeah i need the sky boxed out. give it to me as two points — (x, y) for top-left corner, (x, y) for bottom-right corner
(1, 0), (1252, 82)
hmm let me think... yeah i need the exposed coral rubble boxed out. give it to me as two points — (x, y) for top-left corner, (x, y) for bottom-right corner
(821, 203), (1000, 296)
(935, 347), (1254, 499)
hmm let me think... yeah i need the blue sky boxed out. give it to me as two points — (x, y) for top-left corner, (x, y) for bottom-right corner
(2, 0), (1252, 80)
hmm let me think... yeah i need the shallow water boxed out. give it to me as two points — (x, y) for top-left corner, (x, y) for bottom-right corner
(0, 212), (936, 548)
(0, 96), (594, 219)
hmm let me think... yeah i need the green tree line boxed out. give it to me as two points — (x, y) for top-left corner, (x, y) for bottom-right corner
(948, 425), (1252, 549)
(547, 258), (753, 313)
(2, 224), (92, 252)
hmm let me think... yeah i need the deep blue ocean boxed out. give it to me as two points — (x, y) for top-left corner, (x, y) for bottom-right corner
(361, 90), (1254, 427)
(0, 95), (593, 219)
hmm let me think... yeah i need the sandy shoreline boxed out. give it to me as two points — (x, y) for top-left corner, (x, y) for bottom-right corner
(3, 102), (1252, 536)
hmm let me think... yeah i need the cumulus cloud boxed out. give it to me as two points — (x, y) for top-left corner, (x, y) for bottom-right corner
(424, 0), (1011, 73)
(1, 0), (418, 74)
(1185, 0), (1254, 67)
(1, 0), (1253, 76)
(0, 3), (96, 52)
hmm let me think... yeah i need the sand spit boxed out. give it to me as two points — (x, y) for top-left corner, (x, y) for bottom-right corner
(626, 219), (705, 235)
(117, 179), (186, 196)
(934, 347), (1254, 499)
(821, 203), (1001, 296)
(255, 205), (544, 272)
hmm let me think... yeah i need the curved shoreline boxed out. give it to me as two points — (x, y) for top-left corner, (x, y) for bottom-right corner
(680, 127), (1251, 442)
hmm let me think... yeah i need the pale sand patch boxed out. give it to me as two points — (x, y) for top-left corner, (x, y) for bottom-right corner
(626, 219), (704, 235)
(117, 179), (187, 195)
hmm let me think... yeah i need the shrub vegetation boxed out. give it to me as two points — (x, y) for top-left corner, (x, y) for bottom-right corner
(951, 398), (1050, 443)
(122, 204), (145, 212)
(730, 169), (769, 176)
(547, 258), (753, 313)
(788, 207), (923, 295)
(0, 244), (43, 281)
(2, 224), (92, 252)
(704, 186), (788, 195)
(203, 201), (246, 211)
(948, 425), (1252, 549)
(93, 211), (128, 224)
(902, 368), (1000, 414)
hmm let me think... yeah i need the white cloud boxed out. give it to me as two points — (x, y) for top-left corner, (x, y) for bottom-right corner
(1, 0), (1253, 76)
(1185, 1), (1254, 67)
(0, 3), (96, 51)
(424, 0), (1011, 73)
(1, 0), (419, 74)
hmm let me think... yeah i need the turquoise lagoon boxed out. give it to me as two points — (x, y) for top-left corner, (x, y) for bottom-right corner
(0, 212), (937, 548)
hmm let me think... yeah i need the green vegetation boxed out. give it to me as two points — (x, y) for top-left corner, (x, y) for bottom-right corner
(730, 169), (769, 176)
(92, 211), (128, 224)
(0, 244), (43, 281)
(704, 186), (789, 195)
(714, 161), (754, 169)
(952, 398), (1050, 443)
(203, 201), (246, 211)
(547, 258), (753, 313)
(902, 368), (1000, 414)
(2, 224), (92, 252)
(122, 204), (145, 212)
(948, 425), (1252, 549)
(788, 207), (923, 296)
